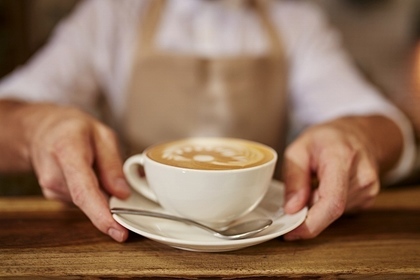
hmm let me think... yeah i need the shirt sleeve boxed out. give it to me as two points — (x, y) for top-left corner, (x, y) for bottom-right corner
(274, 1), (416, 184)
(0, 0), (102, 114)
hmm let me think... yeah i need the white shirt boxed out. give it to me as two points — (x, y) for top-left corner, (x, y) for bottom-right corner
(0, 0), (415, 183)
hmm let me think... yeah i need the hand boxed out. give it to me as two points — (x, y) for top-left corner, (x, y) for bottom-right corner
(282, 116), (402, 240)
(18, 102), (131, 242)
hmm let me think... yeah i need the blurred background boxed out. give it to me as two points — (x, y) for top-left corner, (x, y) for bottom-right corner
(0, 0), (419, 195)
(0, 0), (79, 77)
(0, 0), (79, 195)
(317, 0), (420, 136)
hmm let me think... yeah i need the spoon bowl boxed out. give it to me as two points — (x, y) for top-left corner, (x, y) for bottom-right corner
(111, 207), (272, 240)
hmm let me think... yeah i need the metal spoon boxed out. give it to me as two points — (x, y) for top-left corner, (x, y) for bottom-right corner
(111, 207), (272, 240)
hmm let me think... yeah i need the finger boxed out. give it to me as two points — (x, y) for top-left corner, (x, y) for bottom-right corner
(54, 134), (129, 242)
(31, 145), (71, 200)
(283, 141), (312, 214)
(93, 124), (131, 198)
(285, 177), (347, 240)
(284, 149), (350, 240)
(346, 153), (380, 211)
(346, 179), (379, 211)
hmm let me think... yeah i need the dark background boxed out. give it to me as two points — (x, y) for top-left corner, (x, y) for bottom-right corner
(0, 0), (419, 195)
(0, 0), (79, 78)
(0, 0), (79, 195)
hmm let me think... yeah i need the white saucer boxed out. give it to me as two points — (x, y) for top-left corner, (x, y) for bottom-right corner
(110, 180), (307, 252)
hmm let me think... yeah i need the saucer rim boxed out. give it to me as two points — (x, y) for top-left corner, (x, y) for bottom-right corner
(110, 179), (308, 250)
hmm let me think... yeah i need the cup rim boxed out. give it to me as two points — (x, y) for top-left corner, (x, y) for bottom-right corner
(143, 137), (278, 173)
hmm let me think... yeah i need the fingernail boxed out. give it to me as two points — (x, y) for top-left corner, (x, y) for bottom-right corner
(108, 228), (125, 242)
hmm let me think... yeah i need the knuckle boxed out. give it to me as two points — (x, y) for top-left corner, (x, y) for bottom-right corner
(41, 189), (57, 200)
(358, 165), (379, 187)
(369, 182), (380, 197)
(62, 107), (89, 121)
(52, 140), (77, 163)
(329, 199), (346, 220)
(96, 124), (119, 145)
(356, 173), (380, 199)
(70, 187), (87, 208)
(51, 132), (94, 165)
(366, 184), (380, 202)
(284, 137), (305, 158)
(98, 123), (115, 136)
(321, 141), (357, 171)
(38, 174), (64, 193)
(303, 229), (320, 240)
(335, 144), (357, 163)
(284, 144), (296, 158)
(370, 183), (380, 197)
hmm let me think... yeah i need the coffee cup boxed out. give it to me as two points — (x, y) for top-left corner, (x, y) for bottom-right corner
(123, 137), (277, 226)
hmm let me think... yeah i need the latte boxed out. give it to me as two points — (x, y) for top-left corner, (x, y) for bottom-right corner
(146, 138), (275, 170)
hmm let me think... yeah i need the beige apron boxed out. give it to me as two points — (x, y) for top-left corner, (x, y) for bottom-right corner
(122, 0), (288, 167)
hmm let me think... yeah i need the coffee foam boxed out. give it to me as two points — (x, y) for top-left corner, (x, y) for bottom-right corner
(146, 138), (274, 170)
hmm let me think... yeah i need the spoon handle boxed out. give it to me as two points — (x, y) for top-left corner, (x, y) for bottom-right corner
(110, 207), (217, 234)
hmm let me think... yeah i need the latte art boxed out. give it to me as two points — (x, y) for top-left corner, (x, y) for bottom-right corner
(146, 138), (275, 170)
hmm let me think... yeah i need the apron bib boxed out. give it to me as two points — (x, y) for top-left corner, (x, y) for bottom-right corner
(122, 0), (288, 165)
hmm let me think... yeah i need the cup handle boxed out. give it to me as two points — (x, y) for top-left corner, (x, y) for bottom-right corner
(123, 154), (158, 202)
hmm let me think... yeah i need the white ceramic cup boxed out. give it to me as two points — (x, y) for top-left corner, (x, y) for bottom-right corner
(123, 137), (277, 226)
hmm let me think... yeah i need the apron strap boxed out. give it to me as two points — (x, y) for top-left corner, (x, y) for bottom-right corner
(253, 0), (283, 57)
(140, 0), (165, 53)
(139, 0), (284, 57)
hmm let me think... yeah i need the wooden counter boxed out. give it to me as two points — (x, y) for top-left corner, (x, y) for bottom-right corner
(1, 185), (419, 279)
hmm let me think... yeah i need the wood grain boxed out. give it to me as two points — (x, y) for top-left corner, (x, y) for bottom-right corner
(0, 186), (419, 279)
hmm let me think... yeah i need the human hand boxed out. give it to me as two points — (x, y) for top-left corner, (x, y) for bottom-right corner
(21, 103), (131, 242)
(282, 116), (402, 240)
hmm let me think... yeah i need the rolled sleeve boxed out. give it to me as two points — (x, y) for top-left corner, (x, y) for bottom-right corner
(278, 1), (416, 184)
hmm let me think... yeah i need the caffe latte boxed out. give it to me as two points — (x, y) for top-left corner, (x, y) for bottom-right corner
(146, 138), (275, 170)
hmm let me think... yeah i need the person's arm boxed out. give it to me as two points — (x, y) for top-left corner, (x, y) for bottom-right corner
(0, 0), (138, 242)
(275, 0), (415, 183)
(0, 99), (131, 242)
(273, 1), (416, 240)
